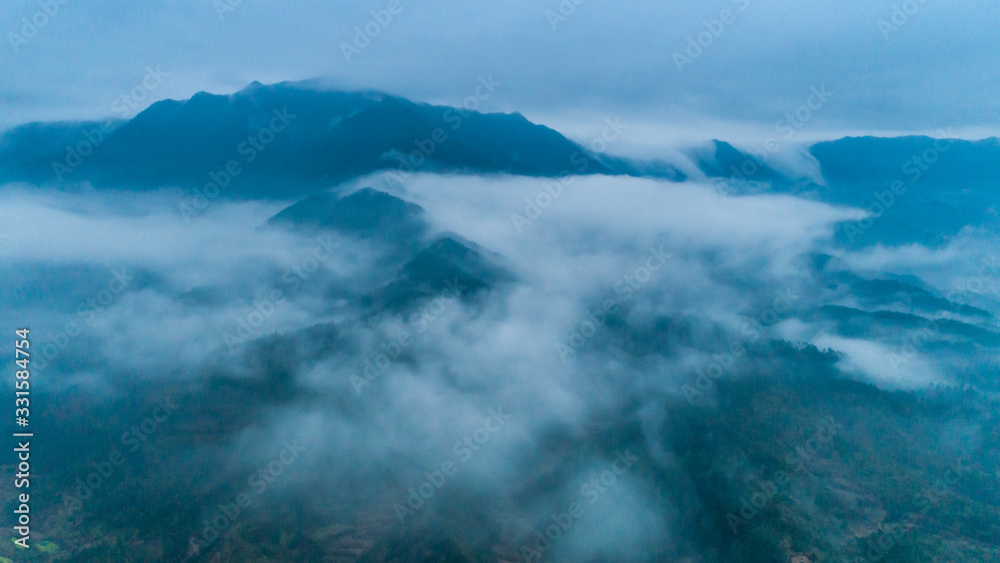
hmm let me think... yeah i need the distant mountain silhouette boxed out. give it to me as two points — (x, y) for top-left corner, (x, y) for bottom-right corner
(685, 136), (1000, 248)
(0, 80), (683, 197)
(811, 136), (1000, 247)
(268, 187), (428, 242)
(687, 139), (828, 200)
(691, 140), (787, 184)
(368, 234), (514, 312)
(810, 135), (1000, 192)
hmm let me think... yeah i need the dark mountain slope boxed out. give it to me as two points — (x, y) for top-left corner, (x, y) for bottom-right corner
(267, 187), (428, 243)
(0, 80), (684, 196)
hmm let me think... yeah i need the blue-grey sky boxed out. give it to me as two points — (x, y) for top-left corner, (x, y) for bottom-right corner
(1, 0), (998, 142)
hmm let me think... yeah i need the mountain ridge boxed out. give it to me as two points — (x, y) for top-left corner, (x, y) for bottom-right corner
(0, 80), (683, 197)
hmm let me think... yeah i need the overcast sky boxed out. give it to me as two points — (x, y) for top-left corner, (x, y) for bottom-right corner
(1, 0), (998, 144)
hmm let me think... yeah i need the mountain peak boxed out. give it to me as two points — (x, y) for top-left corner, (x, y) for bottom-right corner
(268, 187), (428, 244)
(0, 80), (665, 196)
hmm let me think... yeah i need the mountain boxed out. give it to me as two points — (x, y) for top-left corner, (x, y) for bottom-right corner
(684, 136), (1000, 248)
(810, 136), (1000, 247)
(368, 235), (514, 312)
(266, 186), (512, 311)
(691, 140), (789, 185)
(267, 186), (428, 243)
(0, 120), (124, 180)
(810, 135), (1000, 191)
(0, 80), (684, 197)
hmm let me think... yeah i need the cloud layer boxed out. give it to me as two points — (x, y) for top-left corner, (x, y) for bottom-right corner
(9, 171), (994, 558)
